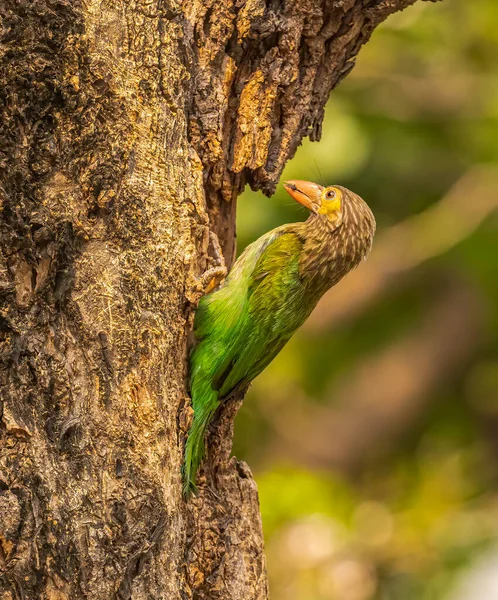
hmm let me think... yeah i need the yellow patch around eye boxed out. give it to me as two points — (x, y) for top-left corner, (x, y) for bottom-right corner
(318, 194), (342, 216)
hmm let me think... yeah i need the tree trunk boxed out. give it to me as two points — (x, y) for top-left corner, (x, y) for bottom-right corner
(0, 0), (423, 598)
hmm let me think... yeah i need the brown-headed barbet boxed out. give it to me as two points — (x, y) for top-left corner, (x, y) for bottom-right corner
(183, 180), (376, 496)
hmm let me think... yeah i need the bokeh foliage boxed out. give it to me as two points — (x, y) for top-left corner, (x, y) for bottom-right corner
(235, 1), (498, 598)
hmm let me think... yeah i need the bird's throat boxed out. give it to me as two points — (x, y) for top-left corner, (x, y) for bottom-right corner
(299, 215), (363, 298)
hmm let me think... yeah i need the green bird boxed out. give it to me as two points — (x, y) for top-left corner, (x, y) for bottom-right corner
(183, 180), (376, 496)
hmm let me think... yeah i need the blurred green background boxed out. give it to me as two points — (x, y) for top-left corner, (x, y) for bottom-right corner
(235, 1), (498, 599)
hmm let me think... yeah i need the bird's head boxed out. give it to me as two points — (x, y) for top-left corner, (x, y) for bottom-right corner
(283, 180), (348, 228)
(284, 179), (374, 233)
(283, 179), (376, 263)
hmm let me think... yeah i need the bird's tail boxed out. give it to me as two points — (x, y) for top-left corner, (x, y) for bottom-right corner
(182, 380), (219, 498)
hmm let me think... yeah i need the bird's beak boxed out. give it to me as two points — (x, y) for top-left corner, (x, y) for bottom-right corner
(283, 180), (323, 214)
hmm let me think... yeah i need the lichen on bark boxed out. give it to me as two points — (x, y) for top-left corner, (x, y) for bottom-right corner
(0, 0), (425, 598)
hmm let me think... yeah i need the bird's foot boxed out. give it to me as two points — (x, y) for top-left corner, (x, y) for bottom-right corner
(203, 231), (227, 291)
(187, 265), (226, 304)
(186, 231), (227, 304)
(199, 265), (227, 294)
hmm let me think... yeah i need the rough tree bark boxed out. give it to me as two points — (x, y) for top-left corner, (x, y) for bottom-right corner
(0, 1), (426, 598)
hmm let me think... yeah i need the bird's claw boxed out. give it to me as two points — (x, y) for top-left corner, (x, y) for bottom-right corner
(199, 265), (227, 294)
(187, 231), (227, 303)
(199, 231), (227, 294)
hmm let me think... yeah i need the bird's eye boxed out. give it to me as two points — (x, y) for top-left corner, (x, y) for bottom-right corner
(326, 189), (336, 200)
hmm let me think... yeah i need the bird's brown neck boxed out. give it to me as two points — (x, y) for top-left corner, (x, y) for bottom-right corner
(298, 213), (371, 298)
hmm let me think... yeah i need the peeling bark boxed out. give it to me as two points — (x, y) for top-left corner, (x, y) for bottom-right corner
(0, 0), (425, 598)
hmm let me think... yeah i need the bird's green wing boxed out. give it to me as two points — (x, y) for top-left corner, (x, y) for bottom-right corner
(191, 226), (304, 392)
(185, 226), (304, 495)
(190, 227), (289, 386)
(213, 229), (307, 398)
